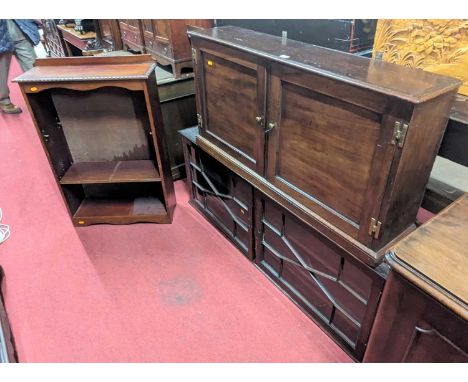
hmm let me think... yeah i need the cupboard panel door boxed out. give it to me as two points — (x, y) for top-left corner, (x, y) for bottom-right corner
(266, 63), (395, 240)
(153, 20), (170, 43)
(199, 48), (266, 173)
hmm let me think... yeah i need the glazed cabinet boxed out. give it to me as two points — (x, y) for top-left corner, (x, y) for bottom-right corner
(180, 127), (386, 360)
(15, 55), (175, 226)
(181, 128), (254, 258)
(189, 26), (461, 260)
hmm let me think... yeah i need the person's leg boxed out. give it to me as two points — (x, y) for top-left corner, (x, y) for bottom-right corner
(0, 52), (13, 105)
(0, 52), (21, 114)
(14, 38), (37, 72)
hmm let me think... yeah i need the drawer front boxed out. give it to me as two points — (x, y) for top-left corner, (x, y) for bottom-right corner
(150, 40), (173, 59)
(255, 193), (385, 360)
(193, 39), (267, 174)
(364, 272), (468, 362)
(183, 137), (253, 258)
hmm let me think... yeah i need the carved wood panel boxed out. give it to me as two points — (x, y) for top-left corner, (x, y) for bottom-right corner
(373, 19), (468, 96)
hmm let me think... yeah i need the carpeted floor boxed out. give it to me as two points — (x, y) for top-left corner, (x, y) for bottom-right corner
(0, 57), (352, 362)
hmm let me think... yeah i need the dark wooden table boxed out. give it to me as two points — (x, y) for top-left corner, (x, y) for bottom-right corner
(57, 25), (102, 56)
(365, 194), (468, 362)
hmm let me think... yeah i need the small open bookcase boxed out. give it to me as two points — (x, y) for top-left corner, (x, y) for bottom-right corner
(15, 55), (176, 225)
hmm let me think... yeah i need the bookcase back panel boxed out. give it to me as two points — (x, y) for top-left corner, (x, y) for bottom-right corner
(51, 87), (153, 162)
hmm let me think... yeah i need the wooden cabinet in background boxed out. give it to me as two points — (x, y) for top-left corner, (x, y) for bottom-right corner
(118, 19), (145, 53)
(157, 67), (197, 179)
(15, 55), (175, 226)
(189, 26), (461, 266)
(97, 19), (122, 51)
(143, 19), (213, 77)
(365, 195), (468, 362)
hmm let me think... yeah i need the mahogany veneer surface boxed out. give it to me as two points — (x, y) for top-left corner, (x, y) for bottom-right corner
(388, 193), (468, 319)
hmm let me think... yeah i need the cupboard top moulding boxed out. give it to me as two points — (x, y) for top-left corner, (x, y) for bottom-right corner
(188, 26), (461, 104)
(15, 55), (156, 86)
(14, 55), (176, 226)
(188, 26), (461, 266)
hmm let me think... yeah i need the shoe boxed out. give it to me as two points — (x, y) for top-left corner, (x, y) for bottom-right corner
(0, 103), (22, 114)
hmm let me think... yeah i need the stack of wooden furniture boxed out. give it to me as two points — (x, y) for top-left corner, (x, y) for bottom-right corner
(182, 26), (461, 360)
(15, 55), (175, 226)
(365, 194), (468, 362)
(118, 19), (213, 77)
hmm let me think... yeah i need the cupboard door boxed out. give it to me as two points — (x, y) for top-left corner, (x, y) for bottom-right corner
(153, 20), (171, 43)
(265, 63), (398, 241)
(142, 19), (155, 51)
(198, 46), (267, 173)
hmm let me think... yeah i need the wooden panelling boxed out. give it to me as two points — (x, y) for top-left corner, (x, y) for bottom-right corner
(267, 75), (383, 233)
(203, 52), (261, 169)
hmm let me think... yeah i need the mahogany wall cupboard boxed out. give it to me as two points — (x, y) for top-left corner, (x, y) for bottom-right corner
(15, 55), (175, 226)
(188, 26), (461, 266)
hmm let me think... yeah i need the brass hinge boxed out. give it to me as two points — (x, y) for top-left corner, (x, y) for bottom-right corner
(368, 218), (382, 239)
(191, 48), (197, 65)
(391, 120), (409, 148)
(197, 113), (203, 128)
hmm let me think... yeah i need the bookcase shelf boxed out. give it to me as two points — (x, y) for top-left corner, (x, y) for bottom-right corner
(60, 160), (161, 185)
(73, 196), (168, 225)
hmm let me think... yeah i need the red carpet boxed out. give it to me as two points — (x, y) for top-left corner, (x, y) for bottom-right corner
(0, 58), (351, 362)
